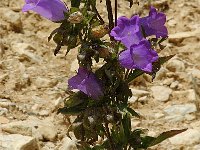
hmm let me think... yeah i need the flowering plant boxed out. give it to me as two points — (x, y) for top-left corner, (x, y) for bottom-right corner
(22, 0), (186, 149)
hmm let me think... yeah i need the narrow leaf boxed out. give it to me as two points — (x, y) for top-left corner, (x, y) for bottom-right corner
(149, 129), (187, 147)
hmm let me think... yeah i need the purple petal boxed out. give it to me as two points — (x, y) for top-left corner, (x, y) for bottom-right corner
(68, 68), (103, 100)
(119, 40), (158, 72)
(22, 3), (36, 12)
(85, 74), (104, 100)
(121, 31), (143, 48)
(119, 49), (135, 69)
(110, 15), (143, 48)
(139, 6), (168, 38)
(130, 40), (158, 72)
(22, 0), (68, 21)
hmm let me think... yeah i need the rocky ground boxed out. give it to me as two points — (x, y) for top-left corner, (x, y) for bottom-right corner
(0, 0), (200, 149)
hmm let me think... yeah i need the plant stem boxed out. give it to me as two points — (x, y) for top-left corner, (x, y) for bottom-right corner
(105, 0), (114, 31)
(115, 0), (117, 26)
(104, 122), (115, 150)
(94, 7), (104, 24)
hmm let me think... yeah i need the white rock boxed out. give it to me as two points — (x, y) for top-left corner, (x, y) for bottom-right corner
(0, 8), (22, 32)
(169, 30), (200, 43)
(164, 103), (197, 116)
(155, 67), (168, 80)
(185, 114), (196, 121)
(1, 117), (57, 141)
(39, 110), (50, 116)
(151, 86), (172, 102)
(41, 142), (55, 150)
(170, 81), (179, 89)
(0, 107), (8, 115)
(32, 77), (58, 88)
(130, 88), (150, 97)
(11, 42), (43, 64)
(163, 78), (174, 86)
(0, 99), (16, 108)
(193, 144), (200, 150)
(38, 126), (57, 141)
(59, 136), (77, 150)
(154, 113), (165, 119)
(0, 116), (9, 124)
(129, 96), (138, 103)
(166, 59), (185, 72)
(138, 96), (148, 102)
(70, 59), (79, 73)
(164, 114), (185, 122)
(0, 134), (39, 150)
(172, 89), (196, 101)
(187, 68), (200, 79)
(169, 129), (200, 145)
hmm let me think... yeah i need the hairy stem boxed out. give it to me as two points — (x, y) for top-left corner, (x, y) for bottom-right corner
(115, 0), (117, 26)
(106, 0), (114, 31)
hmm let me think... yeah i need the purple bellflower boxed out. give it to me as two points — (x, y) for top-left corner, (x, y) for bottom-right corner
(139, 6), (168, 38)
(22, 0), (68, 22)
(110, 16), (143, 48)
(119, 40), (158, 72)
(68, 68), (104, 100)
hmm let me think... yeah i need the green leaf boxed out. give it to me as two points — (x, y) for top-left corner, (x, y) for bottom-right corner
(48, 28), (59, 42)
(159, 55), (175, 65)
(57, 104), (85, 115)
(147, 129), (187, 147)
(126, 69), (144, 83)
(122, 114), (131, 139)
(127, 107), (140, 118)
(71, 0), (81, 8)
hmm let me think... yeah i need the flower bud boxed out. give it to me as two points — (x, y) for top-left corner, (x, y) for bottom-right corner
(68, 11), (84, 24)
(91, 24), (109, 38)
(98, 48), (110, 58)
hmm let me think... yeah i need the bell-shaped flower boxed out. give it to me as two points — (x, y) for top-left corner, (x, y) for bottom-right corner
(139, 6), (168, 38)
(110, 16), (143, 48)
(119, 40), (158, 72)
(68, 68), (104, 100)
(22, 0), (68, 22)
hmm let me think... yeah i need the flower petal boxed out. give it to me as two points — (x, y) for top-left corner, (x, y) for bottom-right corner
(22, 4), (36, 12)
(119, 49), (135, 69)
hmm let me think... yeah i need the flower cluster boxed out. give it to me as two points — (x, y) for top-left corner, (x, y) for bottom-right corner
(22, 1), (167, 100)
(111, 7), (167, 72)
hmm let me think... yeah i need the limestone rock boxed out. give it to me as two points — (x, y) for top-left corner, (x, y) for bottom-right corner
(11, 42), (43, 64)
(38, 126), (57, 141)
(41, 142), (55, 150)
(70, 59), (79, 73)
(0, 116), (9, 124)
(169, 30), (200, 43)
(130, 88), (150, 97)
(0, 8), (22, 32)
(166, 59), (185, 72)
(1, 117), (57, 141)
(0, 107), (8, 115)
(172, 89), (196, 102)
(0, 134), (39, 150)
(32, 77), (58, 88)
(151, 86), (172, 102)
(169, 129), (200, 145)
(59, 136), (77, 150)
(164, 114), (185, 122)
(164, 103), (197, 116)
(187, 68), (200, 79)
